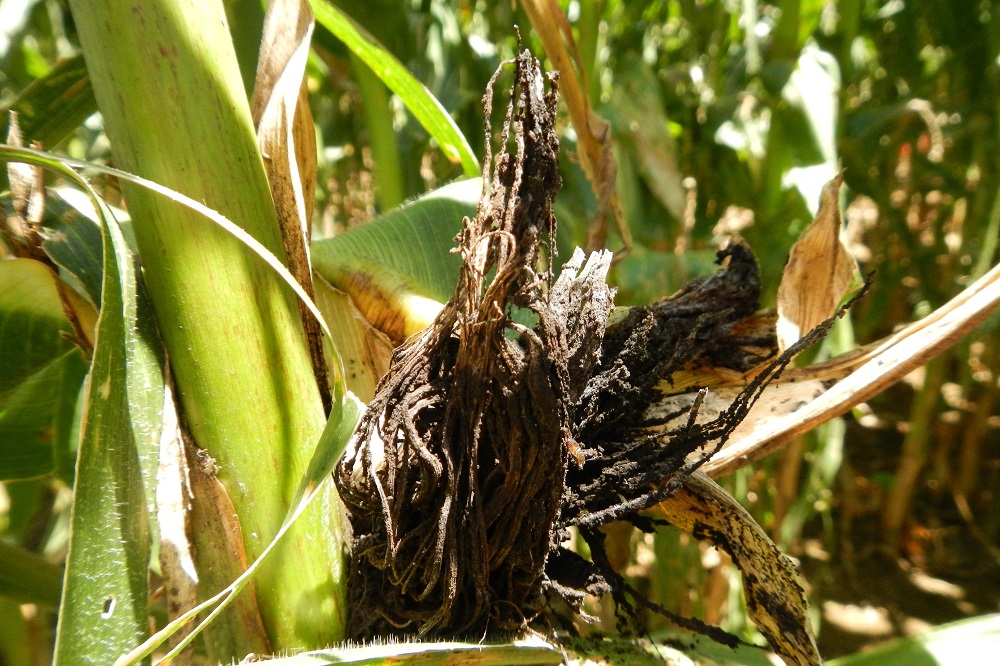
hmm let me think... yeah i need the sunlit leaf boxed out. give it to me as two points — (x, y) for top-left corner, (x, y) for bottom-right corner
(776, 172), (857, 352)
(706, 259), (1000, 477)
(52, 195), (165, 665)
(311, 178), (480, 342)
(309, 0), (479, 177)
(252, 0), (330, 409)
(118, 390), (363, 666)
(657, 472), (820, 666)
(251, 640), (562, 664)
(826, 614), (1000, 666)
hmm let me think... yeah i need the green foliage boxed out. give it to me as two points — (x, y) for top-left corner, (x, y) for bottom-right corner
(0, 258), (87, 481)
(311, 178), (480, 306)
(825, 614), (1000, 666)
(51, 181), (160, 666)
(3, 0), (1000, 664)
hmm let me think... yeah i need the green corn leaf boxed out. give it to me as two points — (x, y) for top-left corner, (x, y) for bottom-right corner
(53, 197), (164, 665)
(311, 178), (479, 341)
(118, 390), (363, 666)
(0, 54), (96, 149)
(0, 258), (89, 481)
(0, 541), (63, 607)
(0, 146), (167, 665)
(309, 1), (480, 177)
(826, 614), (1000, 666)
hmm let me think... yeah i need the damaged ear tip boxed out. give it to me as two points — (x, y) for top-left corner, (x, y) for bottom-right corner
(335, 44), (814, 660)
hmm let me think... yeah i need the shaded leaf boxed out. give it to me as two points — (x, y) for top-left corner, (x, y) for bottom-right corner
(0, 55), (96, 149)
(606, 56), (686, 221)
(40, 191), (106, 309)
(0, 541), (62, 607)
(313, 276), (392, 403)
(0, 258), (90, 480)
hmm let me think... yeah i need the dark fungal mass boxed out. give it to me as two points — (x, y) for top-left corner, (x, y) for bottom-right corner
(334, 47), (827, 643)
(335, 47), (607, 638)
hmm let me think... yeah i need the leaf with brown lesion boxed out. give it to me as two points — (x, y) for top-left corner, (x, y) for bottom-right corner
(251, 0), (332, 410)
(656, 472), (820, 666)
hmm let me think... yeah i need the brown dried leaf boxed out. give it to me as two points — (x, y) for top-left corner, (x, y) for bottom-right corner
(185, 435), (271, 658)
(705, 259), (1000, 477)
(645, 373), (833, 463)
(776, 172), (856, 352)
(657, 471), (820, 666)
(251, 0), (328, 409)
(520, 0), (630, 256)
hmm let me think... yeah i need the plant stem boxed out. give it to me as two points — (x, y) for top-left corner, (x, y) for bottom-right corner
(68, 0), (347, 653)
(577, 0), (603, 108)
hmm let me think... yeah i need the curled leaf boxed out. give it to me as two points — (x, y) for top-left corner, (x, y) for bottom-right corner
(706, 259), (1000, 477)
(776, 172), (857, 353)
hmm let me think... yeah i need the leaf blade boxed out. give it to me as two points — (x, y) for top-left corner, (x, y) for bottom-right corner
(0, 258), (90, 480)
(52, 199), (164, 666)
(309, 0), (479, 177)
(657, 471), (820, 666)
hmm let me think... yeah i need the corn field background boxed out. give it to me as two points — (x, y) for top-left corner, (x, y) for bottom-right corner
(2, 0), (1000, 664)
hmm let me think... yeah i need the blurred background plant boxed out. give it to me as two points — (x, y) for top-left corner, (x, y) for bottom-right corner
(2, 0), (1000, 663)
